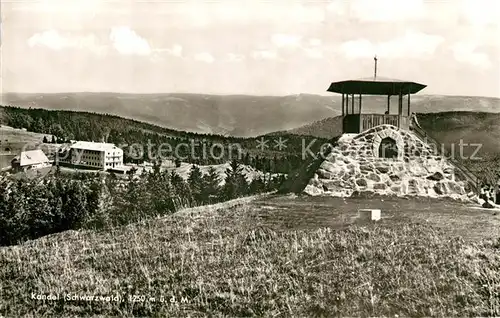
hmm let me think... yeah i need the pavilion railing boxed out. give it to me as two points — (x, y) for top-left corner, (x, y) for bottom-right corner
(360, 114), (409, 131)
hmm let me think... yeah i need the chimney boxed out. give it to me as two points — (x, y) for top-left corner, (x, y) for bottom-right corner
(374, 55), (378, 80)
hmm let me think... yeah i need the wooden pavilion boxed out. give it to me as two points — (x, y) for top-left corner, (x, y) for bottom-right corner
(327, 57), (427, 133)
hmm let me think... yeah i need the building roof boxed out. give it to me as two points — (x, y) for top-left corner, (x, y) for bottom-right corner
(327, 77), (426, 95)
(109, 165), (133, 172)
(70, 141), (121, 152)
(18, 149), (50, 167)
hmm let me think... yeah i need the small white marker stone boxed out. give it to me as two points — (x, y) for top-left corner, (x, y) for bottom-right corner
(358, 209), (381, 221)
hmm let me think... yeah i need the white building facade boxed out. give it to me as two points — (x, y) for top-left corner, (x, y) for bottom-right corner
(64, 141), (123, 170)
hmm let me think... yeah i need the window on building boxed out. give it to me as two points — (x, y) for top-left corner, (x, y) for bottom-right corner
(378, 137), (399, 159)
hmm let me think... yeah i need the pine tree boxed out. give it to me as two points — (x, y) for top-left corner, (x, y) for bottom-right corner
(145, 166), (172, 215)
(254, 155), (261, 170)
(122, 174), (153, 223)
(2, 182), (29, 244)
(105, 171), (118, 195)
(60, 180), (90, 231)
(170, 170), (184, 190)
(202, 166), (221, 203)
(249, 176), (265, 194)
(85, 177), (113, 229)
(243, 152), (251, 165)
(188, 165), (203, 204)
(152, 160), (161, 176)
(33, 118), (45, 133)
(222, 159), (249, 200)
(270, 155), (278, 173)
(170, 171), (190, 210)
(266, 174), (287, 191)
(43, 136), (48, 143)
(51, 135), (56, 144)
(54, 163), (61, 177)
(174, 157), (181, 168)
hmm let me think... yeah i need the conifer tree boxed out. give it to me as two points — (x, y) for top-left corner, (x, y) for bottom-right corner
(249, 176), (265, 194)
(222, 159), (249, 200)
(170, 170), (190, 209)
(174, 157), (182, 168)
(202, 166), (221, 203)
(148, 168), (172, 214)
(188, 164), (203, 204)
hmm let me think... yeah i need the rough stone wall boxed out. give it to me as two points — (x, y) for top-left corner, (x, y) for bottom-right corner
(304, 124), (473, 199)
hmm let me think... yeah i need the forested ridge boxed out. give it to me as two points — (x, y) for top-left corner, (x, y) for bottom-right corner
(0, 106), (329, 174)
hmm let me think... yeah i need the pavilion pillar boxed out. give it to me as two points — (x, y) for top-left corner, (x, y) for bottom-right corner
(398, 91), (403, 127)
(359, 93), (363, 131)
(351, 94), (354, 114)
(346, 94), (349, 115)
(341, 94), (345, 116)
(359, 93), (362, 113)
(399, 92), (403, 115)
(387, 95), (390, 114)
(407, 88), (411, 117)
(407, 93), (411, 116)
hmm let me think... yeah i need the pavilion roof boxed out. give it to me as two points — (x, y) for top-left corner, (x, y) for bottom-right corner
(327, 77), (426, 95)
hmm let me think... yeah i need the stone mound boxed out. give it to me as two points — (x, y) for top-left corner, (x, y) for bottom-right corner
(301, 124), (474, 200)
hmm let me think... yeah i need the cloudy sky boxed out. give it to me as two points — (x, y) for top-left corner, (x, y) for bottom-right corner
(1, 0), (499, 97)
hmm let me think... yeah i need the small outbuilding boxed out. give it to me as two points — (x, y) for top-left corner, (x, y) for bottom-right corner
(11, 149), (51, 172)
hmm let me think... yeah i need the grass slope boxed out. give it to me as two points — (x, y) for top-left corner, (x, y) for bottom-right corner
(2, 93), (499, 137)
(284, 116), (343, 139)
(1, 195), (499, 317)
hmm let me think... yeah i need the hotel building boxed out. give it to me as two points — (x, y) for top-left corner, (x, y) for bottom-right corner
(59, 141), (123, 170)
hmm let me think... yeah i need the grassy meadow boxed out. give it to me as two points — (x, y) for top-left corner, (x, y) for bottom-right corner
(1, 194), (499, 317)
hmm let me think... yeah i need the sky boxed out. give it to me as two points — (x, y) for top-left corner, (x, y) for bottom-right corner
(0, 0), (499, 97)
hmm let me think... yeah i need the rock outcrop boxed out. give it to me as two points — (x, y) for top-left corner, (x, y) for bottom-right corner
(302, 124), (473, 200)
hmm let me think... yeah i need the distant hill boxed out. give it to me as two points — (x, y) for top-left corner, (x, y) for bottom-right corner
(282, 116), (343, 139)
(417, 112), (500, 162)
(2, 92), (499, 137)
(0, 93), (337, 137)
